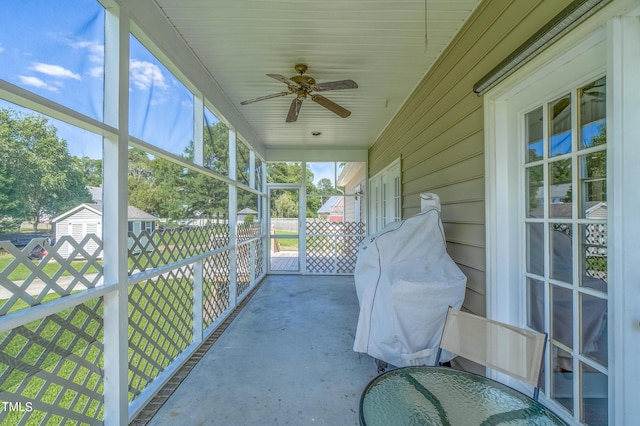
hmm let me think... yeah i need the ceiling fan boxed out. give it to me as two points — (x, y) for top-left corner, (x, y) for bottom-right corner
(240, 64), (358, 123)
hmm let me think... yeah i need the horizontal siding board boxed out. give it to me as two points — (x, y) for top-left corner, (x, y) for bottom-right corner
(403, 178), (485, 212)
(401, 106), (484, 170)
(462, 286), (486, 317)
(440, 201), (485, 224)
(446, 241), (485, 271)
(443, 222), (485, 248)
(403, 132), (484, 183)
(457, 264), (486, 295)
(403, 154), (484, 196)
(68, 209), (101, 222)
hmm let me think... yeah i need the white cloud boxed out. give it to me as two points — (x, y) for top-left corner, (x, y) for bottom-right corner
(0, 47), (4, 53)
(70, 40), (104, 63)
(130, 60), (168, 91)
(88, 66), (103, 78)
(30, 62), (81, 80)
(18, 75), (59, 92)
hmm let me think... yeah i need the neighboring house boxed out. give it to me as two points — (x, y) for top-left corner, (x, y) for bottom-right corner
(337, 162), (366, 223)
(52, 203), (159, 258)
(317, 196), (344, 222)
(87, 185), (102, 204)
(237, 207), (258, 223)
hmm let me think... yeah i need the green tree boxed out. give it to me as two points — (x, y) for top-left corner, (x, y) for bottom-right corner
(127, 147), (159, 216)
(73, 156), (103, 187)
(0, 108), (91, 230)
(183, 123), (232, 218)
(273, 191), (297, 218)
(0, 110), (22, 232)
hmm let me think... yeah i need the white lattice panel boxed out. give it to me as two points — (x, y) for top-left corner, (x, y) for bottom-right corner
(128, 266), (193, 401)
(254, 239), (264, 279)
(237, 222), (260, 242)
(0, 297), (104, 424)
(203, 251), (231, 329)
(305, 221), (365, 274)
(236, 244), (251, 296)
(0, 236), (103, 315)
(128, 225), (230, 275)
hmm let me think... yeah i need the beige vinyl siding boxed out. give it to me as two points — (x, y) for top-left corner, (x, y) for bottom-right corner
(367, 0), (573, 315)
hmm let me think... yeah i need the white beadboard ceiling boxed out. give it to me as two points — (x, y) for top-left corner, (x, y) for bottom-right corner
(153, 0), (481, 151)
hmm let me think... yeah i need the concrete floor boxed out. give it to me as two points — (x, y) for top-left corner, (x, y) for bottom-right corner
(148, 275), (377, 426)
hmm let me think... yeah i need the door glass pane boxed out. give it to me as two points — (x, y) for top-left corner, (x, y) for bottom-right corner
(580, 224), (607, 291)
(526, 165), (544, 218)
(526, 223), (544, 276)
(525, 107), (543, 163)
(551, 285), (573, 349)
(550, 224), (572, 283)
(549, 159), (572, 217)
(526, 278), (545, 333)
(579, 151), (606, 218)
(579, 77), (606, 150)
(549, 94), (572, 157)
(552, 345), (574, 414)
(581, 293), (608, 367)
(581, 362), (608, 425)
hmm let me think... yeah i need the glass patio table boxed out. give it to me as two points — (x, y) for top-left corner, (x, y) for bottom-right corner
(360, 366), (567, 425)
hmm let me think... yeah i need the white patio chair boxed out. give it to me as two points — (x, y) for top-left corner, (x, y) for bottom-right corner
(435, 307), (547, 400)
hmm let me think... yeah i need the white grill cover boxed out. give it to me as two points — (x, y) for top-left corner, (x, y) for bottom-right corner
(353, 193), (467, 367)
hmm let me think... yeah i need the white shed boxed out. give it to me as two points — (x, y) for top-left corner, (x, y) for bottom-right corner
(53, 203), (159, 259)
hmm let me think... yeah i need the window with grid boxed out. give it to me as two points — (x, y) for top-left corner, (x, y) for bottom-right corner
(523, 76), (608, 425)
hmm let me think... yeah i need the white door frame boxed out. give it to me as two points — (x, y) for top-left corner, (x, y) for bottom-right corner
(484, 13), (640, 425)
(267, 183), (303, 274)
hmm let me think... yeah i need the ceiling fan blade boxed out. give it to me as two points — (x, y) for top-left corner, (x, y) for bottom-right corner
(267, 74), (300, 88)
(313, 79), (358, 91)
(286, 98), (303, 122)
(311, 95), (351, 118)
(240, 91), (291, 105)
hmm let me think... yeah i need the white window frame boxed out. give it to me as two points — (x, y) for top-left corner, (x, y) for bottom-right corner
(484, 12), (640, 425)
(368, 158), (401, 234)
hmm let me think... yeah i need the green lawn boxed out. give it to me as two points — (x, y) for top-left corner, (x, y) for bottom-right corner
(272, 230), (298, 250)
(0, 255), (102, 282)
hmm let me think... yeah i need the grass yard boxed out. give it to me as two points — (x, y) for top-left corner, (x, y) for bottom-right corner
(272, 230), (298, 250)
(0, 255), (102, 282)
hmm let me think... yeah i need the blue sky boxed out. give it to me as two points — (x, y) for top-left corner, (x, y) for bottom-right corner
(0, 0), (197, 160)
(0, 1), (346, 187)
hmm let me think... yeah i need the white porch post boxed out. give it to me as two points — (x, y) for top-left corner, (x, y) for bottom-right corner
(299, 163), (307, 274)
(249, 150), (256, 189)
(192, 95), (205, 342)
(102, 4), (130, 425)
(228, 128), (238, 306)
(262, 164), (268, 273)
